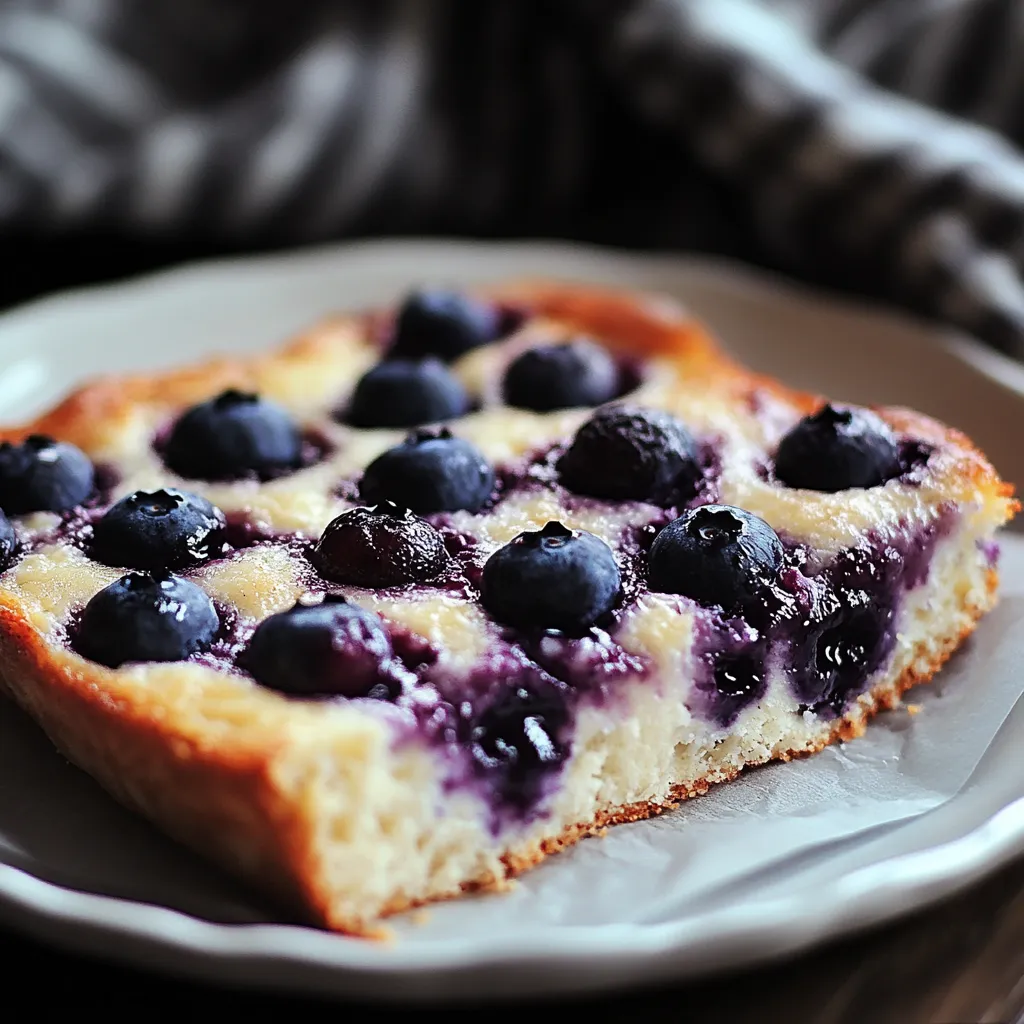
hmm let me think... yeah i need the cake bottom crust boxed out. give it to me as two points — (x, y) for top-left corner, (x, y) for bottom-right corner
(364, 568), (997, 935)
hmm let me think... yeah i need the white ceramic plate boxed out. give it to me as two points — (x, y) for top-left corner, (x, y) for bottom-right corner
(2, 240), (1024, 1003)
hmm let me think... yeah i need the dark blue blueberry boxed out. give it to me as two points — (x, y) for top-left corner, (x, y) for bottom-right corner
(788, 545), (900, 715)
(481, 521), (621, 632)
(239, 595), (397, 699)
(75, 573), (219, 668)
(91, 488), (227, 571)
(312, 501), (449, 587)
(0, 509), (16, 570)
(700, 650), (768, 728)
(347, 358), (470, 428)
(557, 405), (701, 504)
(389, 290), (501, 362)
(0, 434), (94, 514)
(163, 389), (302, 481)
(792, 601), (896, 716)
(470, 682), (571, 812)
(359, 427), (495, 514)
(774, 404), (901, 493)
(503, 339), (619, 412)
(648, 504), (783, 614)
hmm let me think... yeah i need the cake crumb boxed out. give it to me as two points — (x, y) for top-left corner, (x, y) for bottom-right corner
(906, 704), (922, 716)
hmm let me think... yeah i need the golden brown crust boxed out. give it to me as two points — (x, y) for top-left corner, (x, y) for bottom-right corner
(0, 280), (1014, 936)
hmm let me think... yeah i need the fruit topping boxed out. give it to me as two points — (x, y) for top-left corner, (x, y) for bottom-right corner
(346, 358), (470, 428)
(75, 572), (219, 667)
(557, 405), (701, 504)
(389, 290), (500, 362)
(92, 488), (227, 570)
(481, 521), (621, 632)
(239, 595), (399, 699)
(312, 502), (449, 586)
(774, 405), (901, 492)
(503, 339), (619, 412)
(648, 504), (783, 614)
(359, 427), (495, 514)
(163, 389), (302, 481)
(0, 434), (94, 513)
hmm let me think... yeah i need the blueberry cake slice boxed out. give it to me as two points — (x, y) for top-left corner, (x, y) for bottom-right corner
(0, 282), (1013, 933)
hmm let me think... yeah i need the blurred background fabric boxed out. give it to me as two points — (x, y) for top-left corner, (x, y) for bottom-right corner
(4, 0), (1024, 356)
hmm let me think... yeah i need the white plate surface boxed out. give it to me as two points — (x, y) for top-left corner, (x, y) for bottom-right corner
(1, 240), (1023, 1002)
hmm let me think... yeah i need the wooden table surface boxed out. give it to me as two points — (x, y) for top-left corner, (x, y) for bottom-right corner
(2, 235), (1023, 1024)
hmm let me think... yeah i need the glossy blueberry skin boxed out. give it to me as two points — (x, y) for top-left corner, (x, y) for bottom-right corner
(502, 339), (619, 412)
(481, 521), (621, 632)
(359, 428), (495, 515)
(388, 290), (501, 362)
(163, 389), (303, 481)
(0, 434), (94, 514)
(92, 488), (227, 571)
(794, 602), (895, 714)
(240, 596), (396, 699)
(470, 682), (570, 811)
(705, 651), (768, 728)
(0, 509), (16, 571)
(774, 405), (901, 493)
(557, 405), (701, 504)
(347, 358), (470, 428)
(313, 501), (449, 587)
(648, 504), (783, 614)
(75, 573), (219, 668)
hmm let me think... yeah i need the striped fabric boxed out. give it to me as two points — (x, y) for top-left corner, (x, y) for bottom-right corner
(3, 1), (1024, 355)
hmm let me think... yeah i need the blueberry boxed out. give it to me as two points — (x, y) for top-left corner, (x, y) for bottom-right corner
(793, 602), (896, 715)
(774, 405), (901, 493)
(347, 358), (470, 428)
(481, 521), (621, 632)
(92, 488), (227, 571)
(557, 406), (701, 504)
(0, 509), (16, 570)
(0, 434), (94, 514)
(470, 682), (571, 810)
(389, 290), (500, 362)
(239, 595), (397, 699)
(359, 428), (495, 514)
(313, 501), (449, 587)
(75, 572), (219, 668)
(702, 650), (768, 728)
(503, 339), (619, 412)
(163, 389), (302, 481)
(648, 504), (783, 614)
